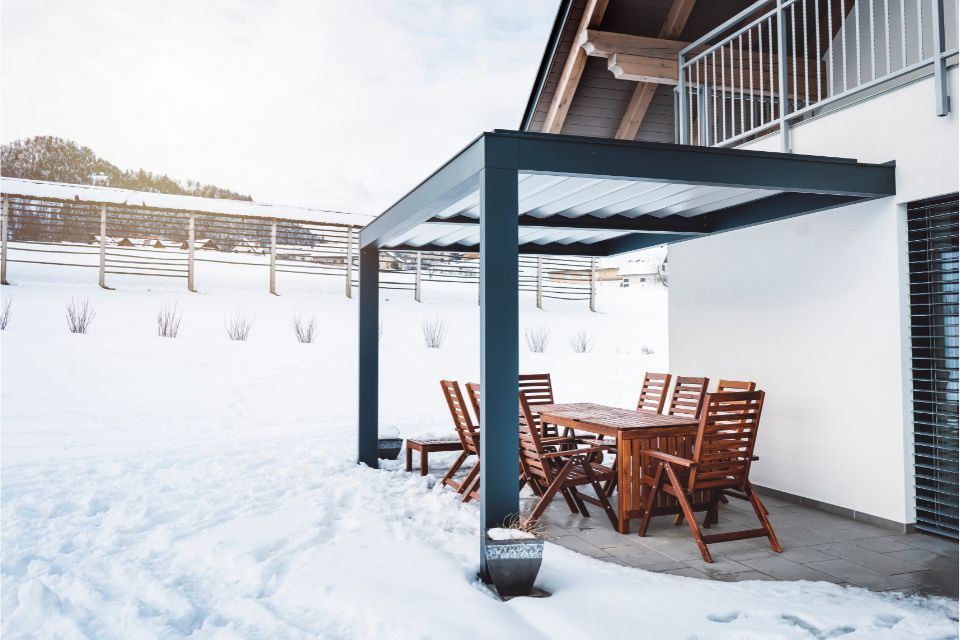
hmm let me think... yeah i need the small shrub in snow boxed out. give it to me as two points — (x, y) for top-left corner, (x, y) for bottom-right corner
(66, 297), (96, 334)
(225, 311), (253, 341)
(292, 314), (317, 343)
(422, 317), (446, 349)
(489, 514), (549, 541)
(525, 326), (550, 353)
(640, 345), (655, 355)
(157, 303), (182, 338)
(0, 295), (12, 330)
(569, 329), (592, 353)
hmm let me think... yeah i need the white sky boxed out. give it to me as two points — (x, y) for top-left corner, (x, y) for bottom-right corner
(1, 0), (558, 215)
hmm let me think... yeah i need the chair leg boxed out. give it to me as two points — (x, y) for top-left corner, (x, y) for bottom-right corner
(703, 491), (721, 529)
(460, 463), (480, 502)
(663, 464), (713, 563)
(746, 483), (782, 553)
(569, 488), (590, 517)
(581, 460), (619, 529)
(560, 487), (580, 514)
(440, 452), (468, 490)
(530, 461), (575, 521)
(603, 455), (618, 497)
(638, 463), (665, 538)
(673, 513), (684, 526)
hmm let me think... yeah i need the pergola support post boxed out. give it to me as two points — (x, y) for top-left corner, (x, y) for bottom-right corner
(357, 244), (380, 468)
(478, 160), (520, 581)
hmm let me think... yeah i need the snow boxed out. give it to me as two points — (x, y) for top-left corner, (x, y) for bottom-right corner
(2, 260), (957, 639)
(0, 177), (373, 227)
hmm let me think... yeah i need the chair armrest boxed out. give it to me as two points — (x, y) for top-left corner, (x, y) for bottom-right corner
(541, 436), (581, 446)
(541, 445), (610, 459)
(644, 449), (695, 467)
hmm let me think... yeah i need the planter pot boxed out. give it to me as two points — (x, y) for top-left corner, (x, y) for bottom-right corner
(484, 538), (544, 598)
(377, 438), (403, 460)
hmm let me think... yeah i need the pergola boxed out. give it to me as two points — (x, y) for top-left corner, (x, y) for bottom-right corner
(357, 130), (895, 578)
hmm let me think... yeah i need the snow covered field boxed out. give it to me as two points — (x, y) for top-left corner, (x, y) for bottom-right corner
(2, 261), (957, 639)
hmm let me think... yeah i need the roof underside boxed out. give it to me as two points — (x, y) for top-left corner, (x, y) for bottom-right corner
(364, 131), (896, 258)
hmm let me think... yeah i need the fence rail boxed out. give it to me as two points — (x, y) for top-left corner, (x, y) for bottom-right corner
(677, 0), (959, 150)
(0, 193), (600, 308)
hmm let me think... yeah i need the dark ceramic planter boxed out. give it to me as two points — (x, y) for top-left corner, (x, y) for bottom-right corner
(484, 538), (544, 598)
(377, 438), (403, 460)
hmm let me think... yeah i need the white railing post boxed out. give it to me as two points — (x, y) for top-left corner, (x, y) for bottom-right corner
(589, 257), (597, 312)
(536, 256), (544, 309)
(269, 219), (277, 295)
(776, 0), (791, 152)
(932, 0), (949, 116)
(187, 214), (196, 292)
(1, 197), (8, 285)
(346, 226), (354, 298)
(99, 204), (107, 289)
(415, 251), (422, 302)
(678, 52), (689, 144)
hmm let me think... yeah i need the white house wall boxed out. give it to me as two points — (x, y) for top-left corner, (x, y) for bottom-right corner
(668, 68), (958, 525)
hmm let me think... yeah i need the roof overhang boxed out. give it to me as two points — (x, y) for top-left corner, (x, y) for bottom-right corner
(361, 130), (896, 257)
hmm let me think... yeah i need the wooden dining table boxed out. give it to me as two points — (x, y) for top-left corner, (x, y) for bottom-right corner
(536, 402), (701, 534)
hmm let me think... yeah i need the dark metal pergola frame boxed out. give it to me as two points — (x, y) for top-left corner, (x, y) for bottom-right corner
(357, 130), (895, 579)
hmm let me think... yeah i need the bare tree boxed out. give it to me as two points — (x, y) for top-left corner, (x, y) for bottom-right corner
(0, 295), (12, 330)
(66, 297), (96, 334)
(640, 345), (655, 355)
(157, 303), (182, 338)
(568, 329), (592, 353)
(525, 326), (550, 353)
(422, 317), (446, 349)
(292, 314), (318, 343)
(225, 310), (253, 341)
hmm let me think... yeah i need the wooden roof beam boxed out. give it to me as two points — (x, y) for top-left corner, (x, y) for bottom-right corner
(542, 0), (610, 134)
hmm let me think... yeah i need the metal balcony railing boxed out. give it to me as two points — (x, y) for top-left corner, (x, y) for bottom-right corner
(676, 0), (959, 150)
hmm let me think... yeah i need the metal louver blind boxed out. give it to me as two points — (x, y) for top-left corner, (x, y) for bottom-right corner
(907, 194), (959, 539)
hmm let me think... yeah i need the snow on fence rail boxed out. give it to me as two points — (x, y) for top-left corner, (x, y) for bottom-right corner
(0, 191), (597, 308)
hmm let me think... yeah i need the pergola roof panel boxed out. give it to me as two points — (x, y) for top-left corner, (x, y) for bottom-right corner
(362, 131), (896, 256)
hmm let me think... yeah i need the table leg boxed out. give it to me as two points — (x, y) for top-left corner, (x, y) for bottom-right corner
(405, 446), (413, 473)
(616, 434), (631, 534)
(420, 451), (429, 476)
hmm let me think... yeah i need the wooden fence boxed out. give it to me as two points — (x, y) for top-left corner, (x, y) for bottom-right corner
(0, 193), (598, 309)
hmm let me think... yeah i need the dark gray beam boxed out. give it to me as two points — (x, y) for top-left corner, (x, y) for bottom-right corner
(504, 131), (896, 198)
(359, 135), (485, 249)
(427, 213), (708, 234)
(388, 241), (610, 256)
(478, 163), (520, 582)
(357, 246), (380, 468)
(703, 192), (864, 233)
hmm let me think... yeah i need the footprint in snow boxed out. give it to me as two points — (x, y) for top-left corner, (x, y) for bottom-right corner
(707, 612), (740, 623)
(780, 614), (855, 639)
(873, 614), (903, 629)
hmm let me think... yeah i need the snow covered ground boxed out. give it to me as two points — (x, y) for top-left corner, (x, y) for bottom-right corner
(2, 260), (957, 639)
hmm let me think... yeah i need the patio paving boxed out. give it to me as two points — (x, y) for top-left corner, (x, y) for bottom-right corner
(530, 490), (959, 599)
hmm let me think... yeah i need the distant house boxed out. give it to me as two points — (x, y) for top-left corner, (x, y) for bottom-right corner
(115, 237), (136, 247)
(196, 238), (220, 251)
(618, 252), (666, 288)
(225, 238), (260, 254)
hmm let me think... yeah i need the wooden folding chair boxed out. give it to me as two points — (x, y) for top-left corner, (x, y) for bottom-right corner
(716, 379), (756, 392)
(667, 376), (710, 419)
(638, 391), (781, 563)
(519, 390), (618, 527)
(439, 379), (481, 502)
(637, 372), (672, 413)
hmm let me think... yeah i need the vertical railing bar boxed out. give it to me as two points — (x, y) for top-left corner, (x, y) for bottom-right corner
(816, 0), (823, 102)
(721, 43), (727, 142)
(695, 62), (701, 144)
(769, 15), (775, 124)
(739, 34), (746, 134)
(688, 66), (695, 143)
(916, 0), (923, 61)
(884, 0), (892, 73)
(855, 0), (863, 85)
(803, 0), (810, 107)
(841, 0), (848, 91)
(777, 0), (792, 151)
(900, 0), (908, 66)
(679, 51), (689, 144)
(713, 50), (719, 137)
(869, 0), (877, 79)
(792, 3), (799, 109)
(749, 27), (756, 130)
(187, 214), (196, 292)
(828, 0), (835, 95)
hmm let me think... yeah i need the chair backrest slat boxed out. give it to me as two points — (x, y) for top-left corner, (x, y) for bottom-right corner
(667, 376), (709, 419)
(716, 379), (756, 392)
(440, 380), (479, 454)
(518, 389), (553, 484)
(637, 372), (672, 413)
(518, 373), (557, 437)
(690, 391), (765, 492)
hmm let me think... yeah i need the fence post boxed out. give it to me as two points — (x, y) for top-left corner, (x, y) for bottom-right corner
(589, 257), (598, 312)
(536, 256), (544, 309)
(346, 226), (354, 298)
(415, 251), (422, 302)
(269, 219), (277, 295)
(776, 0), (791, 153)
(187, 214), (196, 292)
(98, 204), (107, 289)
(1, 197), (8, 285)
